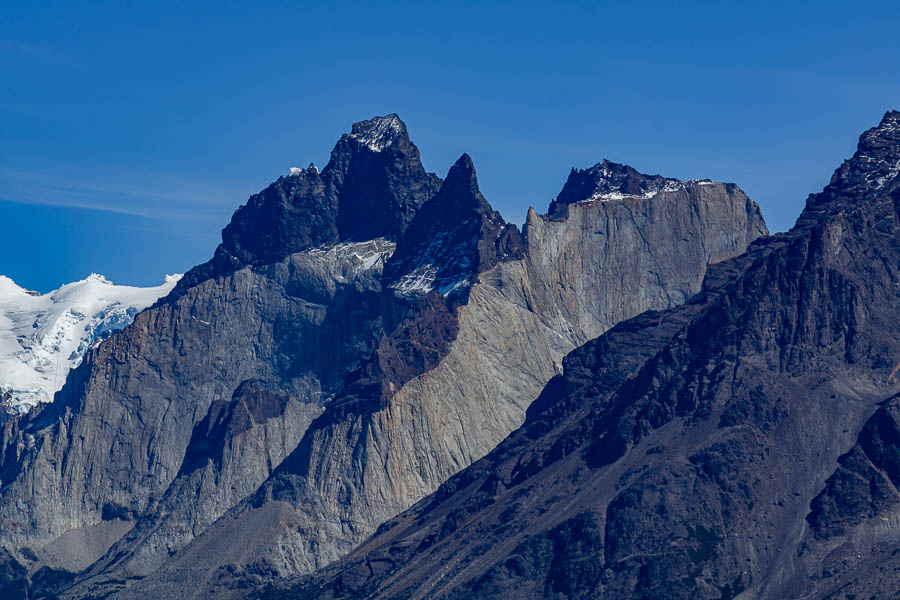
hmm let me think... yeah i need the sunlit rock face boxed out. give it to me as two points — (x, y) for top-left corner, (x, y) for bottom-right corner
(270, 112), (900, 600)
(0, 114), (767, 599)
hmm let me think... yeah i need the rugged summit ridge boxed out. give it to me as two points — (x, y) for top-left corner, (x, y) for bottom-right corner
(821, 109), (900, 199)
(269, 112), (900, 600)
(0, 114), (768, 599)
(346, 113), (408, 152)
(548, 159), (699, 219)
(177, 114), (441, 291)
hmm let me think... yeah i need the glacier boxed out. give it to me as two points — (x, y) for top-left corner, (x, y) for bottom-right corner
(0, 272), (181, 413)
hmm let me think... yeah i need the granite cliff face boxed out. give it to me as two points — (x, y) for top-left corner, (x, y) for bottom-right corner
(0, 115), (766, 598)
(263, 112), (900, 600)
(0, 114), (433, 596)
(99, 150), (764, 598)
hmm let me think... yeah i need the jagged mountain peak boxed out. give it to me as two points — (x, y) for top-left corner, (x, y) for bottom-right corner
(329, 113), (417, 166)
(798, 110), (900, 220)
(829, 109), (900, 194)
(0, 273), (181, 412)
(449, 151), (475, 173)
(548, 159), (719, 219)
(439, 153), (491, 213)
(329, 113), (440, 243)
(346, 113), (409, 153)
(174, 114), (440, 293)
(384, 153), (523, 298)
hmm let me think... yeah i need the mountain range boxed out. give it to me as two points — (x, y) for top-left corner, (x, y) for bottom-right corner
(253, 111), (900, 599)
(0, 111), (897, 599)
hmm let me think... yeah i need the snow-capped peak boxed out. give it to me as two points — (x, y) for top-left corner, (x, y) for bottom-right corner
(853, 111), (900, 190)
(349, 114), (407, 152)
(0, 273), (182, 413)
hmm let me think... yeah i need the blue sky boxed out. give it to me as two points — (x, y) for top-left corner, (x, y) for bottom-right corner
(2, 1), (899, 292)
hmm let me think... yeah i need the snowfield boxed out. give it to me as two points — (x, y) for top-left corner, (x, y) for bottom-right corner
(0, 273), (181, 413)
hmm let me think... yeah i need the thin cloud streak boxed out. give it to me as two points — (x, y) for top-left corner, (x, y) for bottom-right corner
(0, 165), (251, 225)
(0, 196), (154, 218)
(0, 38), (80, 68)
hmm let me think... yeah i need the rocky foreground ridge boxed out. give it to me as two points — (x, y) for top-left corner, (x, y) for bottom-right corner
(256, 113), (900, 600)
(0, 114), (766, 598)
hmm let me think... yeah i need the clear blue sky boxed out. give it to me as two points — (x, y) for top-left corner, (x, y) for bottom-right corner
(2, 1), (899, 292)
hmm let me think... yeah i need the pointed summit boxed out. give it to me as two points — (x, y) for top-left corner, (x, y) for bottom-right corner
(327, 113), (441, 242)
(175, 114), (441, 293)
(812, 110), (900, 208)
(436, 153), (493, 214)
(347, 113), (409, 152)
(448, 152), (476, 177)
(385, 154), (523, 299)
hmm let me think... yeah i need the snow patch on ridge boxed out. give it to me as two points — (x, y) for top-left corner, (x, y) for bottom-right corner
(391, 263), (471, 297)
(0, 273), (181, 413)
(306, 238), (395, 283)
(350, 114), (406, 152)
(389, 227), (474, 297)
(288, 163), (319, 177)
(858, 114), (900, 190)
(578, 178), (720, 204)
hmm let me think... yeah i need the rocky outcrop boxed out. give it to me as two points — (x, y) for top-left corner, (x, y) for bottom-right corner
(807, 395), (900, 540)
(263, 112), (900, 600)
(0, 114), (767, 599)
(175, 113), (440, 290)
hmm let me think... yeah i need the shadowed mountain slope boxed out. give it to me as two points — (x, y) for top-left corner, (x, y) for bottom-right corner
(258, 113), (900, 600)
(103, 156), (764, 599)
(0, 115), (767, 599)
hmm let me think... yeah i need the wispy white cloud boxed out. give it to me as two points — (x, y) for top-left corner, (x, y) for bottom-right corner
(0, 38), (80, 68)
(0, 165), (249, 226)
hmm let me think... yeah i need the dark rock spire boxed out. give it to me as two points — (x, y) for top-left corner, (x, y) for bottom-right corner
(175, 114), (441, 293)
(383, 153), (523, 299)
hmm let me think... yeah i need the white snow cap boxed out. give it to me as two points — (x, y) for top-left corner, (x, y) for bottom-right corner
(350, 114), (406, 152)
(576, 161), (722, 205)
(0, 273), (182, 413)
